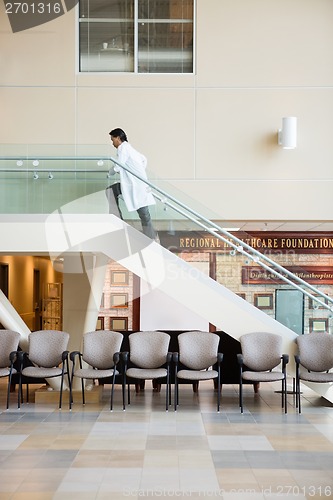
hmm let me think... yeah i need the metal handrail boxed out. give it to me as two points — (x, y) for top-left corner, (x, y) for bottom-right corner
(153, 192), (333, 311)
(1, 154), (332, 311)
(107, 155), (333, 312)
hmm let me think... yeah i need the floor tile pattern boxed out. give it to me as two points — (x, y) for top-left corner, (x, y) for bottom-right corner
(0, 379), (333, 499)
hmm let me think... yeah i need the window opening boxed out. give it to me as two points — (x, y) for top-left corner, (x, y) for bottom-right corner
(79, 0), (194, 73)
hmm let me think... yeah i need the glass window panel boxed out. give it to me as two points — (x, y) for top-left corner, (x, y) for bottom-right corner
(79, 0), (193, 74)
(80, 22), (134, 72)
(138, 22), (193, 73)
(139, 0), (169, 19)
(80, 0), (133, 20)
(138, 0), (193, 21)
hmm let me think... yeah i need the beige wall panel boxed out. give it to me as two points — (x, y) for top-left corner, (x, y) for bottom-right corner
(0, 6), (76, 87)
(172, 179), (333, 221)
(77, 73), (195, 89)
(195, 89), (333, 180)
(197, 0), (333, 87)
(76, 87), (195, 179)
(0, 88), (76, 145)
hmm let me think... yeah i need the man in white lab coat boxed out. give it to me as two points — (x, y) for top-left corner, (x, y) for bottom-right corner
(106, 128), (157, 239)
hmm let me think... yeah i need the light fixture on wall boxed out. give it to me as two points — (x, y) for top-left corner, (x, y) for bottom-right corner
(33, 171), (39, 180)
(52, 257), (64, 273)
(48, 172), (54, 180)
(278, 117), (297, 149)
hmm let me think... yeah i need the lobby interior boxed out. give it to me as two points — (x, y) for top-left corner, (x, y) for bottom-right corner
(1, 0), (333, 498)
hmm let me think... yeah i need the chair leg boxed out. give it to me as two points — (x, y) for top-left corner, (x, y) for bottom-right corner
(174, 378), (178, 411)
(67, 368), (72, 410)
(59, 359), (70, 409)
(284, 375), (288, 413)
(165, 371), (169, 411)
(110, 370), (117, 411)
(176, 378), (179, 406)
(122, 372), (126, 411)
(239, 378), (243, 413)
(217, 371), (221, 412)
(127, 381), (131, 405)
(18, 374), (22, 409)
(7, 371), (14, 409)
(6, 380), (11, 410)
(298, 378), (302, 414)
(81, 378), (86, 405)
(19, 381), (23, 408)
(59, 374), (64, 409)
(69, 379), (73, 411)
(295, 374), (299, 412)
(282, 377), (287, 414)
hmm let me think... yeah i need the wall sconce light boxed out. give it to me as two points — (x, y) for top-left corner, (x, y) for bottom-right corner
(278, 117), (297, 149)
(52, 257), (64, 273)
(48, 172), (54, 180)
(33, 171), (39, 180)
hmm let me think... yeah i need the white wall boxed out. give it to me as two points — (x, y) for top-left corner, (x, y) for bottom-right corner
(1, 0), (333, 223)
(140, 260), (210, 330)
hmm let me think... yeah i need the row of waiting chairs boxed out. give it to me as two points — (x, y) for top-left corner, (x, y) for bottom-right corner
(70, 330), (222, 412)
(1, 329), (333, 413)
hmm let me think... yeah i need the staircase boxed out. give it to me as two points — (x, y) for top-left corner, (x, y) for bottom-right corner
(1, 211), (332, 403)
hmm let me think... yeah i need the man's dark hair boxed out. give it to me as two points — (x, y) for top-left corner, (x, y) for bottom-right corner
(109, 128), (128, 142)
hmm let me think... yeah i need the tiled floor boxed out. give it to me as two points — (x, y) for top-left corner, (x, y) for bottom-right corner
(0, 378), (333, 499)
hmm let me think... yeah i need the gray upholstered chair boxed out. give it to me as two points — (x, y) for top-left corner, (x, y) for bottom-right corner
(70, 330), (123, 411)
(295, 332), (333, 414)
(237, 332), (289, 414)
(19, 330), (71, 409)
(0, 329), (21, 409)
(173, 331), (223, 412)
(123, 331), (172, 411)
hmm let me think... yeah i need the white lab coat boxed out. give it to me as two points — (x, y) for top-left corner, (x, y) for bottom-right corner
(112, 141), (155, 212)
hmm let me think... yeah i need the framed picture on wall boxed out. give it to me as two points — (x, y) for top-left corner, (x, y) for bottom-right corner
(309, 318), (328, 333)
(111, 293), (128, 308)
(309, 295), (329, 309)
(47, 283), (61, 299)
(111, 270), (129, 286)
(254, 293), (273, 309)
(96, 317), (104, 330)
(110, 317), (128, 331)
